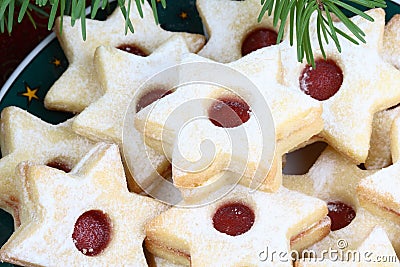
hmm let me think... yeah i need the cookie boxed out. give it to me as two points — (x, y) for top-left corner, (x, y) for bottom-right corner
(0, 143), (167, 266)
(383, 14), (400, 70)
(296, 227), (400, 266)
(72, 36), (191, 192)
(145, 184), (329, 266)
(196, 0), (284, 63)
(358, 114), (400, 225)
(44, 0), (205, 113)
(281, 8), (400, 164)
(135, 46), (323, 195)
(283, 146), (400, 255)
(364, 105), (400, 169)
(0, 106), (95, 227)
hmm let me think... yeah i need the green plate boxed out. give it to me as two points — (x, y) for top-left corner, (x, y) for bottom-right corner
(0, 1), (399, 266)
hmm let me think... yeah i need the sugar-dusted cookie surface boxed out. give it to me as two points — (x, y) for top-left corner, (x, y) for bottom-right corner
(365, 105), (400, 169)
(145, 184), (328, 266)
(135, 46), (323, 195)
(282, 9), (400, 164)
(296, 227), (400, 266)
(358, 114), (400, 225)
(72, 36), (191, 192)
(283, 146), (400, 255)
(44, 1), (205, 113)
(196, 0), (283, 63)
(0, 106), (95, 226)
(0, 143), (167, 267)
(383, 14), (400, 70)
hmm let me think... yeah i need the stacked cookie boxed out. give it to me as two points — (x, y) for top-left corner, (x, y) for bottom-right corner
(1, 0), (400, 266)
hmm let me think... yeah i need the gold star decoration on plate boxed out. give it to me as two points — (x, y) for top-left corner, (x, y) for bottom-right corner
(282, 9), (400, 164)
(0, 106), (95, 227)
(283, 146), (400, 255)
(145, 184), (328, 266)
(19, 83), (39, 104)
(0, 143), (167, 266)
(44, 0), (205, 113)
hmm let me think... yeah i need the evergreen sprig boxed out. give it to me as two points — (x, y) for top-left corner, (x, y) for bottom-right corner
(259, 0), (386, 66)
(0, 0), (166, 40)
(0, 0), (387, 66)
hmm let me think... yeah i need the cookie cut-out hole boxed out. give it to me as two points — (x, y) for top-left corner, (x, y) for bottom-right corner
(72, 210), (112, 256)
(116, 44), (148, 57)
(136, 88), (173, 112)
(208, 96), (251, 128)
(283, 142), (327, 175)
(213, 202), (255, 236)
(327, 201), (356, 231)
(299, 59), (343, 101)
(241, 28), (279, 56)
(46, 160), (72, 173)
(357, 163), (366, 170)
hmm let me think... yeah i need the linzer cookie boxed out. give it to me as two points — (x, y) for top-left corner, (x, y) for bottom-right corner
(0, 143), (167, 266)
(282, 8), (400, 164)
(296, 227), (400, 266)
(72, 36), (191, 192)
(283, 146), (400, 255)
(145, 184), (329, 266)
(358, 114), (400, 225)
(135, 46), (323, 194)
(365, 105), (400, 169)
(196, 0), (283, 63)
(44, 0), (205, 113)
(383, 14), (400, 70)
(0, 106), (95, 227)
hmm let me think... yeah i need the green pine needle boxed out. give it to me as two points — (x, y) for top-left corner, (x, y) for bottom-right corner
(0, 0), (388, 67)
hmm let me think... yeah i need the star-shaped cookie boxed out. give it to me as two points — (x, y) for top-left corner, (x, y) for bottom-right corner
(145, 184), (328, 266)
(44, 0), (205, 113)
(135, 46), (323, 194)
(197, 0), (283, 63)
(383, 14), (400, 70)
(358, 114), (400, 225)
(364, 105), (400, 169)
(296, 227), (400, 266)
(0, 106), (95, 226)
(283, 146), (400, 255)
(282, 8), (400, 164)
(0, 143), (167, 266)
(72, 36), (190, 193)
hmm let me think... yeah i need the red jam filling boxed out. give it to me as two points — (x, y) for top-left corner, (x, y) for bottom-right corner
(299, 59), (343, 101)
(212, 202), (255, 236)
(327, 201), (356, 231)
(72, 210), (112, 256)
(136, 88), (172, 112)
(46, 160), (72, 173)
(241, 28), (279, 56)
(116, 44), (148, 57)
(208, 96), (251, 128)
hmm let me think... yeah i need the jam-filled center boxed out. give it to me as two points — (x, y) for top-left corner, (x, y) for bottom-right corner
(327, 201), (356, 231)
(299, 58), (343, 101)
(72, 209), (112, 256)
(116, 44), (148, 57)
(136, 88), (172, 112)
(212, 202), (255, 236)
(208, 96), (251, 128)
(241, 28), (279, 56)
(46, 160), (72, 173)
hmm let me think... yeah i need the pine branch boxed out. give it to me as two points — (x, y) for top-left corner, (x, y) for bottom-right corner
(259, 0), (386, 67)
